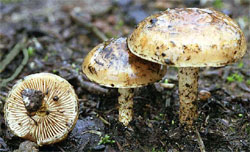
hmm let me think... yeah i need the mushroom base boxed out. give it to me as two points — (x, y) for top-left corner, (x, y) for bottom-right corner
(178, 67), (199, 126)
(118, 88), (134, 126)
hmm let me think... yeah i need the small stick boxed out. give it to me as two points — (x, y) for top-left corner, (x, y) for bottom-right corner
(77, 75), (110, 95)
(195, 127), (206, 152)
(0, 40), (26, 73)
(56, 145), (66, 152)
(60, 67), (111, 95)
(81, 130), (102, 136)
(70, 11), (108, 41)
(115, 139), (123, 151)
(97, 114), (111, 126)
(0, 47), (29, 88)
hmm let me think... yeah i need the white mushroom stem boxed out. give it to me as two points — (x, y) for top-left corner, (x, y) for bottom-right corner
(178, 67), (199, 125)
(118, 88), (134, 126)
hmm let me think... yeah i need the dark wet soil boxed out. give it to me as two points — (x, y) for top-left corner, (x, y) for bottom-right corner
(0, 0), (249, 151)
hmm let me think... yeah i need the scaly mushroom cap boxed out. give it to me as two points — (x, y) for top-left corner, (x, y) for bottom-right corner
(4, 73), (78, 146)
(82, 37), (166, 88)
(128, 8), (247, 67)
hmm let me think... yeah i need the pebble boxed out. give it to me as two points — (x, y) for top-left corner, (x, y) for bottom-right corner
(14, 140), (38, 152)
(92, 144), (105, 151)
(198, 90), (211, 101)
(160, 82), (175, 89)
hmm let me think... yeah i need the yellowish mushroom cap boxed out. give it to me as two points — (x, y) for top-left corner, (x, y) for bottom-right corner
(128, 8), (247, 67)
(4, 73), (78, 146)
(82, 37), (166, 88)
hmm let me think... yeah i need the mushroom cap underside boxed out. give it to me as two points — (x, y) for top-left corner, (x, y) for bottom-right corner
(4, 73), (79, 146)
(82, 37), (166, 88)
(128, 8), (247, 67)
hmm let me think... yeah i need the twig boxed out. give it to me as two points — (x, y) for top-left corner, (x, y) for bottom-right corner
(238, 83), (250, 93)
(61, 67), (111, 95)
(97, 114), (111, 126)
(79, 138), (90, 152)
(56, 145), (65, 152)
(0, 47), (29, 88)
(77, 76), (110, 95)
(0, 40), (26, 73)
(81, 130), (102, 136)
(91, 26), (108, 41)
(115, 139), (123, 151)
(70, 10), (108, 41)
(195, 127), (206, 152)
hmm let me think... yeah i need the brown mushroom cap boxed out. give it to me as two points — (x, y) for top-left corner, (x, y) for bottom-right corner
(128, 8), (247, 67)
(4, 73), (78, 146)
(82, 37), (166, 88)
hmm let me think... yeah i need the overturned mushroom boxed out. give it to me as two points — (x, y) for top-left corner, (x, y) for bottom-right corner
(4, 73), (79, 145)
(82, 37), (166, 126)
(128, 8), (247, 125)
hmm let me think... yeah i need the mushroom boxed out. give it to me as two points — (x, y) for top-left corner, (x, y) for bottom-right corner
(82, 37), (166, 126)
(4, 73), (79, 145)
(127, 8), (247, 125)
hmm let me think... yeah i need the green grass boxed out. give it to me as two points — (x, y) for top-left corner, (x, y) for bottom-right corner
(164, 79), (169, 84)
(52, 69), (58, 73)
(115, 19), (124, 30)
(246, 79), (250, 85)
(98, 135), (115, 145)
(27, 46), (35, 57)
(226, 73), (243, 83)
(237, 61), (244, 68)
(213, 0), (224, 9)
(43, 55), (48, 61)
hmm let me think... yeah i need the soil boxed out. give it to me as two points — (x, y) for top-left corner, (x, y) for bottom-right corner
(0, 0), (249, 151)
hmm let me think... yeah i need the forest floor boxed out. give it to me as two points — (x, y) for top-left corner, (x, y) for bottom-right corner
(0, 0), (249, 151)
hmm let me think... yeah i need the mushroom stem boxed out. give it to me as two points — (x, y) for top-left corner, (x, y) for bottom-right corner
(118, 88), (134, 126)
(178, 67), (199, 125)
